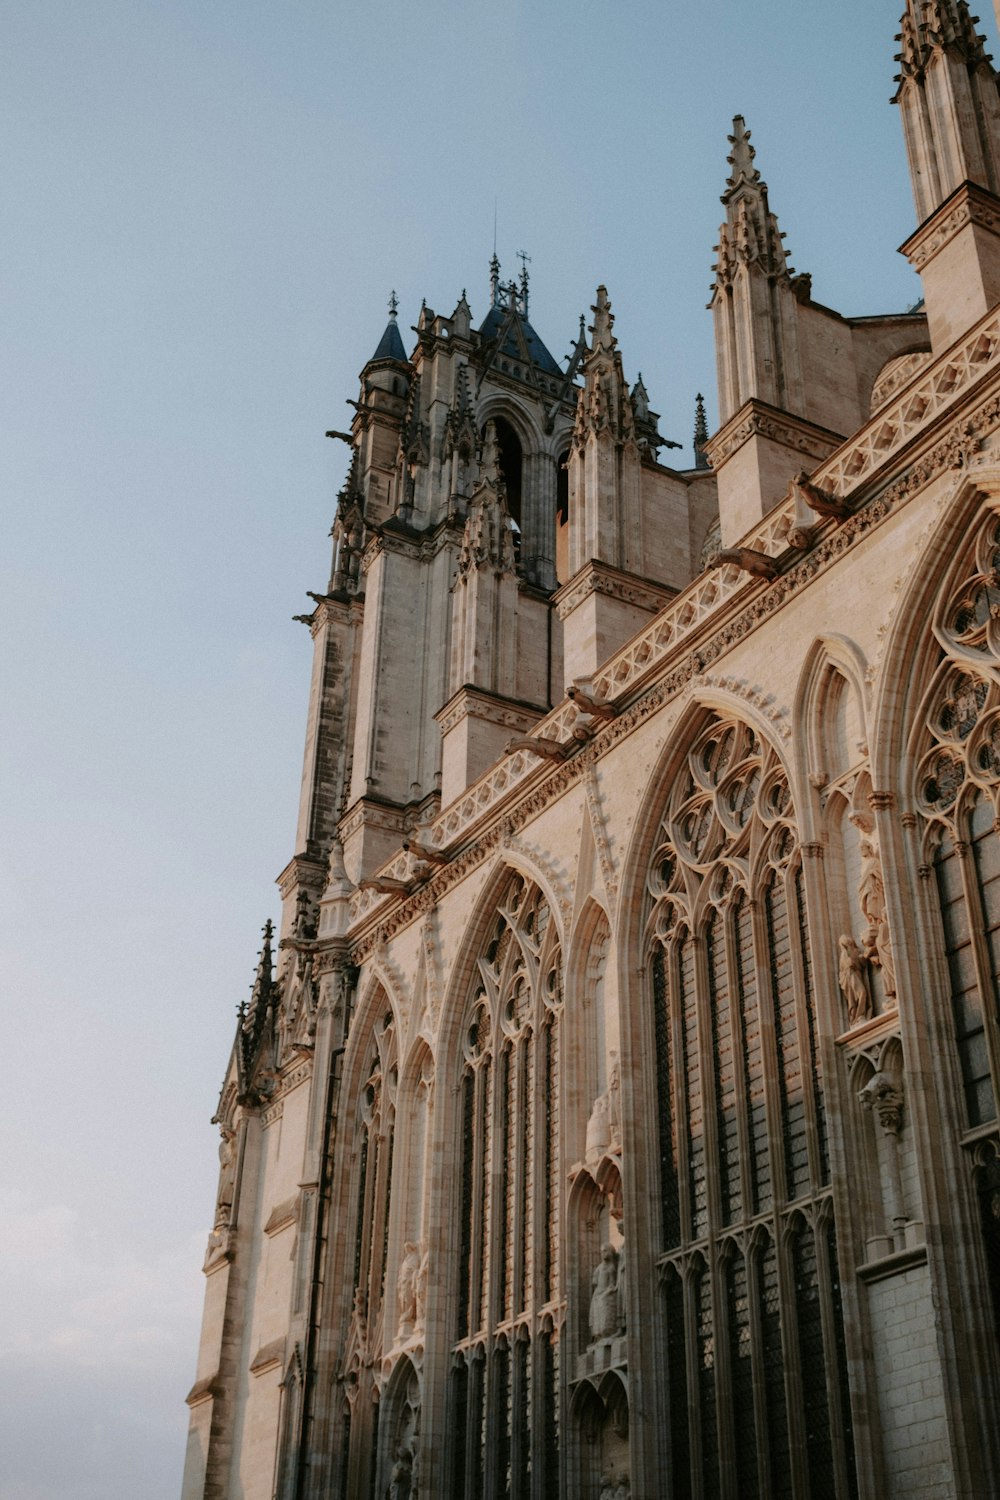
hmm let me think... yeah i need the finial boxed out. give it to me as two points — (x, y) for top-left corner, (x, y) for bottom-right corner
(589, 286), (616, 352)
(694, 393), (710, 470)
(489, 253), (501, 307)
(388, 290), (399, 321)
(516, 249), (531, 316)
(724, 115), (761, 199)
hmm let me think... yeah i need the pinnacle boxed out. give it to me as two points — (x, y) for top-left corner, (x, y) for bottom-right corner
(723, 114), (761, 203)
(894, 0), (992, 84)
(589, 286), (616, 353)
(694, 393), (710, 470)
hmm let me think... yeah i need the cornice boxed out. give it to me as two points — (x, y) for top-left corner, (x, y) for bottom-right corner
(339, 797), (408, 842)
(552, 560), (677, 620)
(704, 398), (845, 471)
(276, 853), (328, 901)
(900, 180), (1000, 272)
(435, 685), (545, 737)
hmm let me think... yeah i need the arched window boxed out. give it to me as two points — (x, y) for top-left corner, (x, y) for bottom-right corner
(911, 512), (1000, 1333)
(555, 447), (570, 584)
(342, 1005), (397, 1498)
(647, 714), (856, 1499)
(449, 874), (563, 1497)
(491, 416), (524, 530)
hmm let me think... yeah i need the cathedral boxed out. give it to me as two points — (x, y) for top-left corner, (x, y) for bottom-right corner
(181, 5), (1000, 1496)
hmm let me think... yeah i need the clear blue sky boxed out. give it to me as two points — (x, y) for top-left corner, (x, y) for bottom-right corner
(0, 2), (942, 1495)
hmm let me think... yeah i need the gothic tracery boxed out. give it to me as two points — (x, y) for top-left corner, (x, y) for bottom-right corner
(647, 714), (856, 1499)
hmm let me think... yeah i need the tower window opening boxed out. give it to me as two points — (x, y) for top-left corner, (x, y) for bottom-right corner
(555, 449), (570, 584)
(491, 417), (523, 530)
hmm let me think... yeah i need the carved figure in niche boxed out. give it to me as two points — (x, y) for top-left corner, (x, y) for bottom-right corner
(590, 1245), (621, 1341)
(386, 1448), (412, 1500)
(215, 1128), (237, 1227)
(585, 1091), (611, 1164)
(838, 934), (871, 1026)
(614, 1476), (630, 1500)
(855, 830), (897, 1000)
(397, 1242), (420, 1335)
(414, 1246), (429, 1334)
(607, 1052), (622, 1148)
(600, 1475), (615, 1500)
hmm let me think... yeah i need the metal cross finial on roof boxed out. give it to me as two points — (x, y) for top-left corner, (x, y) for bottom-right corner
(388, 290), (399, 320)
(516, 249), (531, 316)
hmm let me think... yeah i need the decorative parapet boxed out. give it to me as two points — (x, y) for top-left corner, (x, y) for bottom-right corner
(345, 303), (1000, 918)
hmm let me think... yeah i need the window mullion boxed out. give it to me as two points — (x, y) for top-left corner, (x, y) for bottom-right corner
(956, 830), (1000, 1116)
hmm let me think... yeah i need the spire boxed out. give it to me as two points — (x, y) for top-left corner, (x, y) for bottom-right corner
(714, 116), (792, 288)
(369, 292), (408, 364)
(694, 393), (710, 470)
(893, 0), (1000, 221)
(710, 116), (805, 421)
(573, 286), (639, 449)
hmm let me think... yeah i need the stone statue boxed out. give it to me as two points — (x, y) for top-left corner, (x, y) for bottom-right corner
(585, 1091), (611, 1163)
(607, 1052), (622, 1148)
(838, 934), (871, 1026)
(590, 1245), (621, 1341)
(599, 1476), (615, 1500)
(857, 835), (897, 1000)
(397, 1242), (420, 1335)
(614, 1476), (630, 1500)
(386, 1448), (412, 1500)
(215, 1127), (237, 1227)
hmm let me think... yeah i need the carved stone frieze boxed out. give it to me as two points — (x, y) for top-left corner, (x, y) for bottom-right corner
(901, 182), (1000, 273)
(554, 560), (676, 621)
(704, 398), (844, 470)
(434, 685), (542, 738)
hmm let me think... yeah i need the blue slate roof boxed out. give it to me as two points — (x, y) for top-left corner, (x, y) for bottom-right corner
(478, 304), (562, 376)
(370, 317), (408, 363)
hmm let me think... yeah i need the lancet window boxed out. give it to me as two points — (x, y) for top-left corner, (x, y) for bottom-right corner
(648, 714), (856, 1499)
(911, 512), (1000, 1334)
(342, 1008), (397, 1498)
(449, 874), (563, 1498)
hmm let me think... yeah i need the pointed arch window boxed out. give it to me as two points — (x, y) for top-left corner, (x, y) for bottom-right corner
(647, 715), (857, 1499)
(341, 1006), (397, 1498)
(911, 511), (1000, 1342)
(449, 874), (563, 1498)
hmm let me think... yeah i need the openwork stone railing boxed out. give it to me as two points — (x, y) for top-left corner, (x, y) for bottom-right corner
(348, 305), (1000, 923)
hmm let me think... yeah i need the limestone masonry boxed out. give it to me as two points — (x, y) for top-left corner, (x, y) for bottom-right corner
(181, 5), (1000, 1496)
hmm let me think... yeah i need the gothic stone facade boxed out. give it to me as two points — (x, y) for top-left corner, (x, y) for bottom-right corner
(181, 6), (1000, 1497)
